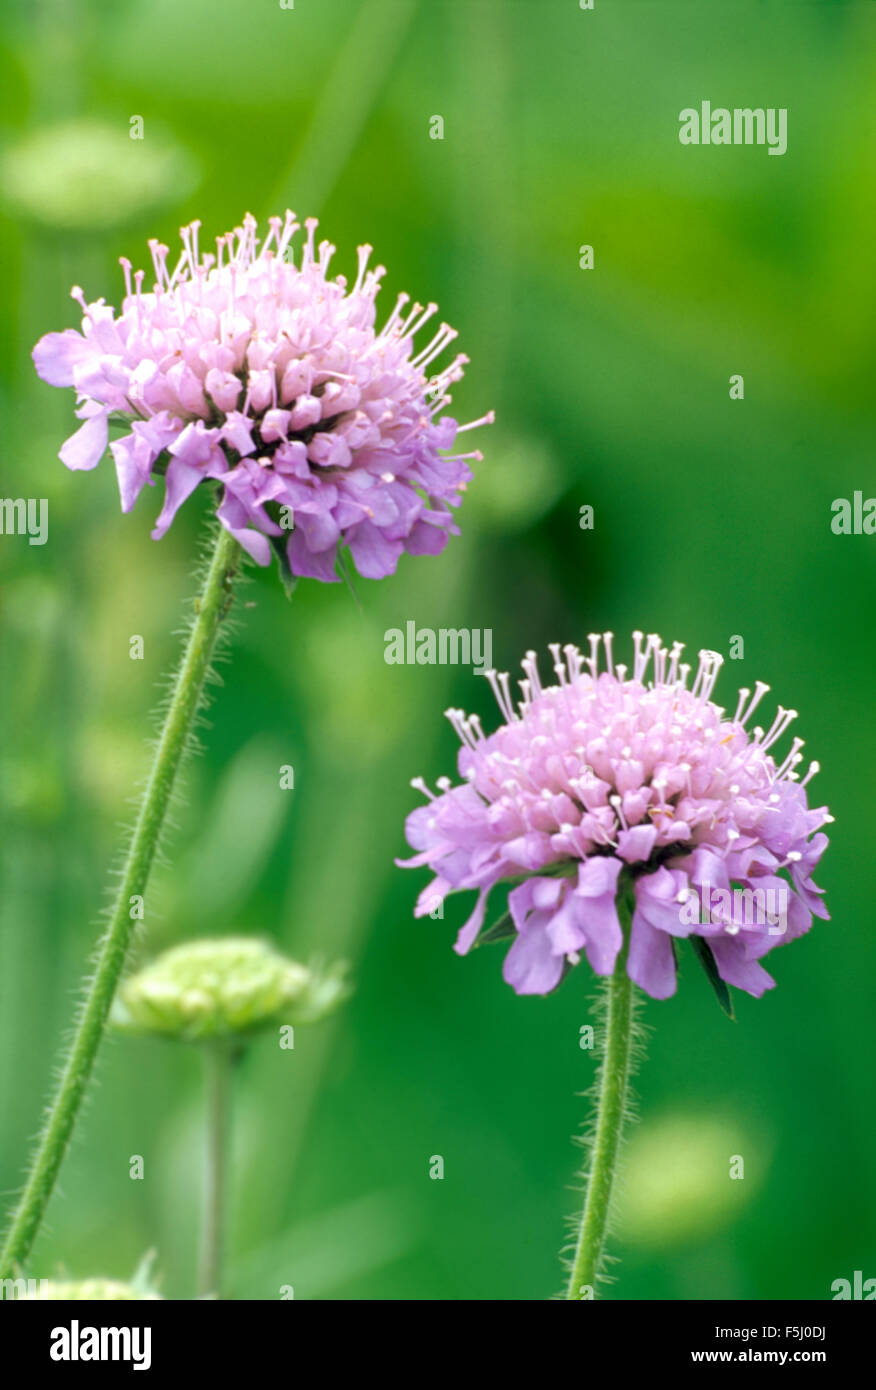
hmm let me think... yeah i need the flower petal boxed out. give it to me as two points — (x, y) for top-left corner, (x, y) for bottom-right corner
(709, 937), (775, 998)
(285, 528), (339, 582)
(151, 458), (204, 539)
(33, 330), (89, 388)
(453, 888), (490, 956)
(110, 433), (154, 511)
(502, 926), (564, 996)
(346, 520), (403, 579)
(59, 410), (109, 471)
(628, 911), (677, 999)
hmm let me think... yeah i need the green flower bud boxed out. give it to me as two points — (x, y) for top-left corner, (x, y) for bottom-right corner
(23, 1279), (162, 1301)
(111, 937), (349, 1043)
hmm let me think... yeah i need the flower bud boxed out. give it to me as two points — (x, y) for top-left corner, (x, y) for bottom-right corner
(24, 1279), (162, 1300)
(111, 937), (349, 1042)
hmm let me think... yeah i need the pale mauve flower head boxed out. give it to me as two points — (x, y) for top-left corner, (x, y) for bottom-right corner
(399, 633), (831, 1001)
(33, 212), (492, 581)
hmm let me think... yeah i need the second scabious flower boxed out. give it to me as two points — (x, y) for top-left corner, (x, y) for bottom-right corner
(401, 633), (831, 1001)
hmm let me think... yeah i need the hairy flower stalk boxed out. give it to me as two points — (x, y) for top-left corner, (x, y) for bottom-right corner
(565, 933), (636, 1300)
(399, 632), (831, 1295)
(6, 211), (486, 1277)
(200, 1043), (232, 1300)
(0, 524), (242, 1279)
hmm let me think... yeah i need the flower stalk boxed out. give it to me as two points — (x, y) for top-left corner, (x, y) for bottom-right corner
(0, 522), (242, 1278)
(198, 1045), (234, 1299)
(565, 891), (637, 1300)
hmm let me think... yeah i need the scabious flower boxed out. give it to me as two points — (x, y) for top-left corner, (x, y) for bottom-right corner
(399, 633), (831, 1000)
(33, 212), (492, 580)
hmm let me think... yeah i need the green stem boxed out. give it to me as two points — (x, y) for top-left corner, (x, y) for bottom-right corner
(0, 523), (242, 1278)
(198, 1045), (233, 1299)
(565, 909), (636, 1300)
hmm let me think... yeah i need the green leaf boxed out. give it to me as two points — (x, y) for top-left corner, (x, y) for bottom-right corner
(336, 546), (362, 610)
(473, 908), (515, 948)
(689, 936), (735, 1020)
(269, 533), (298, 600)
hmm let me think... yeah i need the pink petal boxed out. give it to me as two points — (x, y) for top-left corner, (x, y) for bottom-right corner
(502, 928), (564, 996)
(32, 330), (89, 388)
(59, 411), (109, 471)
(151, 458), (203, 539)
(627, 912), (677, 999)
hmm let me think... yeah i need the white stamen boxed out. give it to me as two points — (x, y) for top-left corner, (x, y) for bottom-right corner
(775, 737), (805, 779)
(445, 707), (477, 749)
(738, 681), (771, 726)
(549, 642), (567, 685)
(759, 706), (798, 753)
(667, 641), (684, 685)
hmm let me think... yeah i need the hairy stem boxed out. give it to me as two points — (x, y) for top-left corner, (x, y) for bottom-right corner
(0, 523), (242, 1277)
(198, 1045), (233, 1299)
(565, 909), (637, 1300)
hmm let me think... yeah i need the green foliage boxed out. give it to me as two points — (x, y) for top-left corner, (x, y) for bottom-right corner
(688, 936), (736, 1022)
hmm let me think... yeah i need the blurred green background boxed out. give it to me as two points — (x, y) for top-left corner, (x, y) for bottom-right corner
(1, 0), (874, 1301)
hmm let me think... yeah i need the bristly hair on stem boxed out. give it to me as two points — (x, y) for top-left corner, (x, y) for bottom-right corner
(0, 519), (246, 1278)
(560, 893), (649, 1300)
(131, 513), (251, 877)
